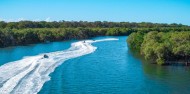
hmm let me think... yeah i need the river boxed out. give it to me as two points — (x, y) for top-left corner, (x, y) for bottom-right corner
(0, 36), (190, 94)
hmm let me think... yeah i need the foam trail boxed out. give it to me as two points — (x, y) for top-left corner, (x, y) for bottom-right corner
(0, 38), (118, 94)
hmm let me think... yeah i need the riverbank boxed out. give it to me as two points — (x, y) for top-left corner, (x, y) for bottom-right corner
(1, 21), (190, 48)
(127, 31), (190, 65)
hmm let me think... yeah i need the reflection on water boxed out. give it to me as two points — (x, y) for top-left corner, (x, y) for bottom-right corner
(130, 49), (190, 94)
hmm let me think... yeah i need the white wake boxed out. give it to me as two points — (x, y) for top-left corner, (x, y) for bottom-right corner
(0, 38), (118, 94)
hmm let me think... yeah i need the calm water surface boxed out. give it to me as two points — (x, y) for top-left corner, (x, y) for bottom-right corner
(0, 36), (190, 94)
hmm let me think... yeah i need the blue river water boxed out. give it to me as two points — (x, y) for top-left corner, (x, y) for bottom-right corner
(0, 36), (190, 94)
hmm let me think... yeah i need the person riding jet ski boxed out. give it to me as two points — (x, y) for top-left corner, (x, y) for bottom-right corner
(43, 54), (49, 58)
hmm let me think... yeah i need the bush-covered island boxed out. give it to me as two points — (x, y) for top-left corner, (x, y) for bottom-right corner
(127, 31), (190, 65)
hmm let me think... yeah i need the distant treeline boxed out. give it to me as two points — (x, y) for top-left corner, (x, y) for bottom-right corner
(0, 21), (189, 29)
(127, 31), (190, 65)
(0, 21), (190, 48)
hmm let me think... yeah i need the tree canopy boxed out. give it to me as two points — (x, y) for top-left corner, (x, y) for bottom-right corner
(127, 31), (190, 65)
(0, 21), (190, 48)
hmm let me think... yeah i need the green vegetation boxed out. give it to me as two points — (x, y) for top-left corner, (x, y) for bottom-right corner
(0, 21), (190, 48)
(0, 27), (131, 47)
(128, 31), (190, 65)
(1, 21), (190, 65)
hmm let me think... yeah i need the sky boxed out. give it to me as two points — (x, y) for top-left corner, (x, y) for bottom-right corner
(0, 0), (190, 25)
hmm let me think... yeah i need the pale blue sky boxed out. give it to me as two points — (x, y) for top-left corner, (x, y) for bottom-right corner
(0, 0), (190, 25)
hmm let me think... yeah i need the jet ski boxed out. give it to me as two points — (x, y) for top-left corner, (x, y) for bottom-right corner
(43, 54), (49, 58)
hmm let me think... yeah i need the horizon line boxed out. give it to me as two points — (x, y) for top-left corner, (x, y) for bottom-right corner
(0, 19), (188, 26)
